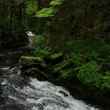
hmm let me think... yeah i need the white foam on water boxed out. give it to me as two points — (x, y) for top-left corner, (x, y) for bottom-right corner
(21, 78), (99, 110)
(0, 66), (99, 110)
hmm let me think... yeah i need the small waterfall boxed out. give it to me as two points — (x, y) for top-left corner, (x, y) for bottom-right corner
(0, 66), (99, 110)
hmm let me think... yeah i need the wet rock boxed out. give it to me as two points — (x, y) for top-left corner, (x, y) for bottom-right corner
(59, 90), (69, 97)
(19, 56), (49, 80)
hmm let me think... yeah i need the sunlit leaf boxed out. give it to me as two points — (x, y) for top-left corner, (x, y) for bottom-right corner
(36, 7), (56, 17)
(50, 0), (64, 6)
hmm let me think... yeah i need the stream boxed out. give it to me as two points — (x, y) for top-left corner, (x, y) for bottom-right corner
(0, 65), (99, 110)
(0, 31), (99, 110)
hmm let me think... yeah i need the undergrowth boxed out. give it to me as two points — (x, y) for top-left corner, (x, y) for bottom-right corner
(31, 37), (110, 91)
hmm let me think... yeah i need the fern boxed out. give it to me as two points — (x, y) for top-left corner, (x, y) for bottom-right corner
(36, 7), (56, 17)
(50, 0), (64, 6)
(26, 0), (64, 17)
(26, 0), (38, 15)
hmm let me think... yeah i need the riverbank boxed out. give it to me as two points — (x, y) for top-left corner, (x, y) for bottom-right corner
(19, 50), (110, 110)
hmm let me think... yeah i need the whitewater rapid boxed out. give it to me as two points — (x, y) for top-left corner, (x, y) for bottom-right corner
(0, 66), (99, 110)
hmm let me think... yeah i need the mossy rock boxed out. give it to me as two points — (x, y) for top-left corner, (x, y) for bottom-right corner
(19, 56), (44, 64)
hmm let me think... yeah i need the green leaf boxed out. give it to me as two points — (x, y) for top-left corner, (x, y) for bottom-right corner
(50, 0), (64, 6)
(36, 7), (56, 17)
(26, 0), (38, 15)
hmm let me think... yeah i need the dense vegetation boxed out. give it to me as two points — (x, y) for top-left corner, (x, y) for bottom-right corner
(23, 0), (110, 92)
(1, 0), (110, 107)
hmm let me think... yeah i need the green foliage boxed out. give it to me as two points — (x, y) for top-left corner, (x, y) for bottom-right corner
(101, 75), (110, 90)
(77, 62), (110, 91)
(65, 39), (110, 63)
(33, 35), (46, 48)
(36, 0), (64, 17)
(31, 34), (51, 58)
(77, 61), (102, 86)
(36, 7), (56, 17)
(50, 52), (63, 59)
(32, 47), (50, 58)
(30, 39), (110, 91)
(2, 0), (110, 93)
(26, 0), (38, 16)
(50, 0), (64, 6)
(26, 0), (64, 17)
(62, 39), (110, 90)
(52, 61), (72, 79)
(32, 38), (110, 91)
(0, 0), (64, 34)
(75, 61), (110, 90)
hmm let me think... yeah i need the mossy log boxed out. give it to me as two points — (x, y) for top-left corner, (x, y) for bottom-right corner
(19, 56), (49, 80)
(19, 56), (44, 64)
(19, 53), (64, 80)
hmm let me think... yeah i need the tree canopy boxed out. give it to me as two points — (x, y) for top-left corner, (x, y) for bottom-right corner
(0, 0), (64, 33)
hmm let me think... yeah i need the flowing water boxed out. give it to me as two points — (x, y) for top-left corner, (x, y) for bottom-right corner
(0, 66), (99, 110)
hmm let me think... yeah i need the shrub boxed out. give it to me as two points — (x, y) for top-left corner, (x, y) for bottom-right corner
(77, 61), (102, 86)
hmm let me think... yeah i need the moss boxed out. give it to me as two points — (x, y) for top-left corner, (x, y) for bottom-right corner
(19, 56), (44, 64)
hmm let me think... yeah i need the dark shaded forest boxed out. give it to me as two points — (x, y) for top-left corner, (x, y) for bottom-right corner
(0, 0), (110, 109)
